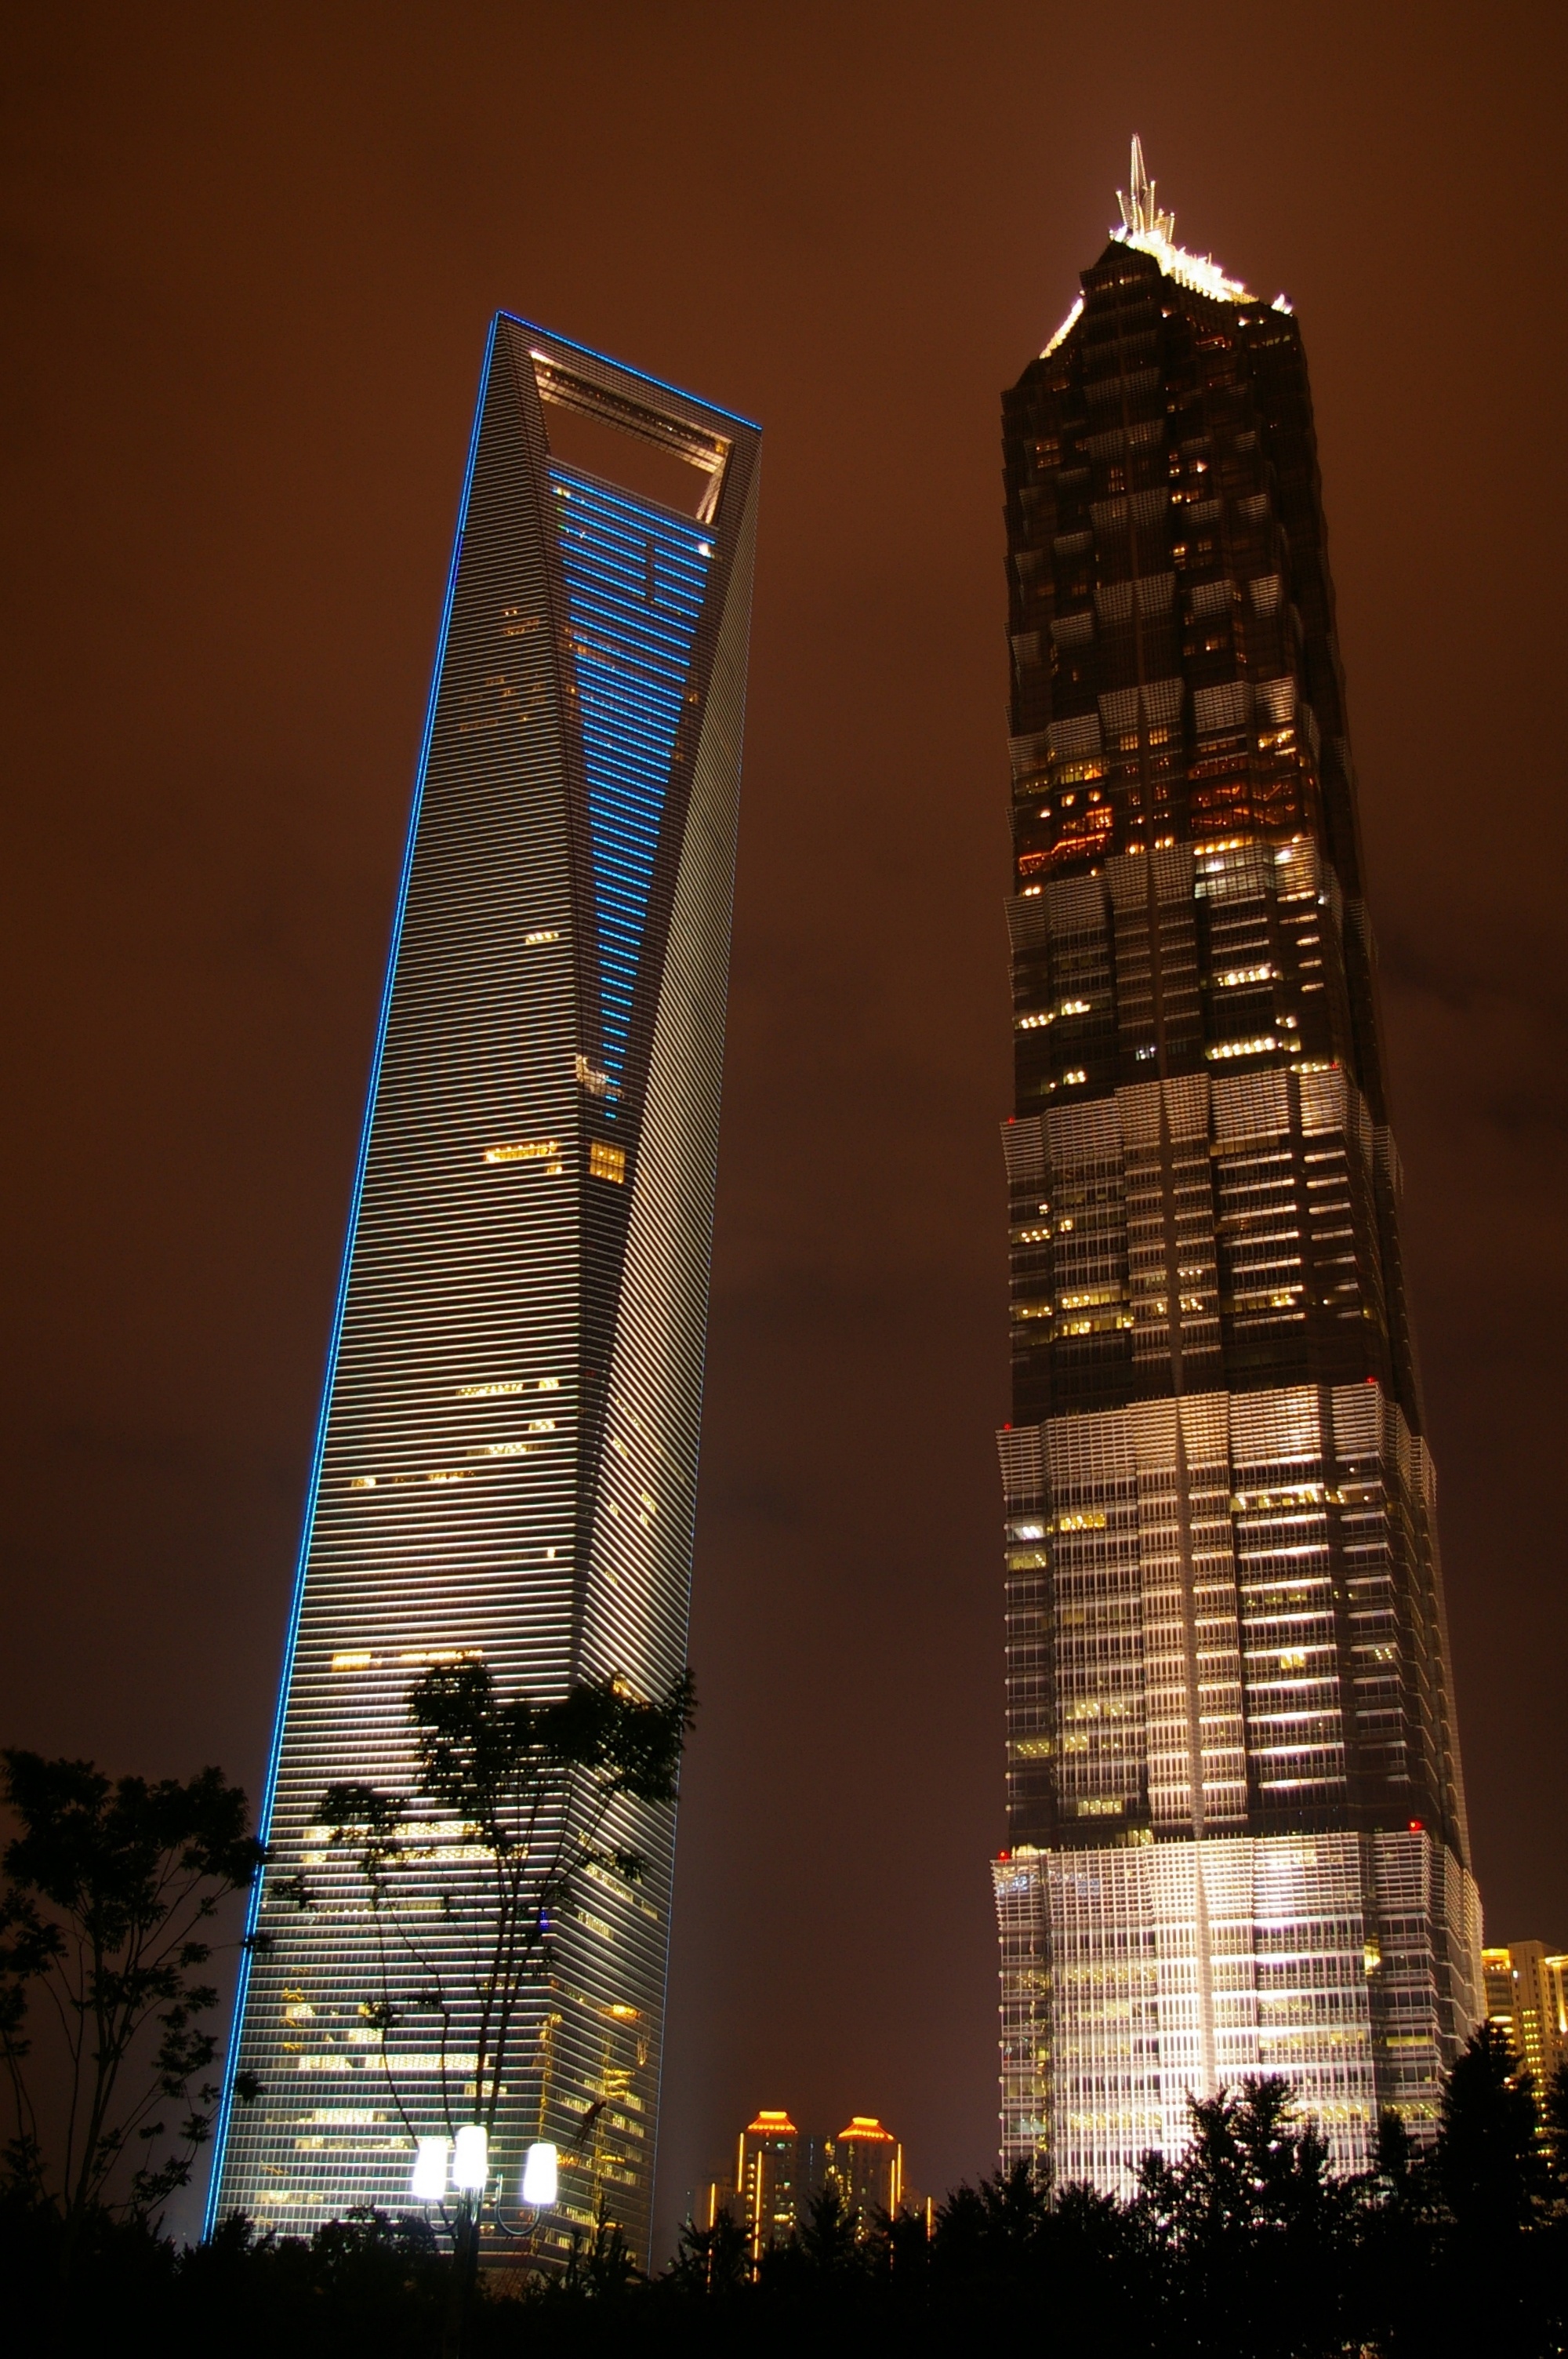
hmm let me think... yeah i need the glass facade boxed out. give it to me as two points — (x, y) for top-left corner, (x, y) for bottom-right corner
(992, 149), (1482, 2193)
(207, 319), (760, 2263)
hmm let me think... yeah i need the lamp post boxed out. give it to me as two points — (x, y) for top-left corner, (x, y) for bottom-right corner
(409, 2128), (561, 2354)
(407, 2125), (489, 2359)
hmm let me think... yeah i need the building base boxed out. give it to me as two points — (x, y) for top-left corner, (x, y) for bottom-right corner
(994, 1826), (1482, 2194)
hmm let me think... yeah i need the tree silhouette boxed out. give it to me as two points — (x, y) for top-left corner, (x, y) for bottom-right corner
(1437, 2019), (1545, 2237)
(1132, 2077), (1357, 2359)
(0, 1750), (261, 2255)
(664, 2204), (750, 2298)
(310, 1659), (691, 2354)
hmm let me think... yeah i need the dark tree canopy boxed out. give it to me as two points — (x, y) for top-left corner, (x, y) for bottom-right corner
(0, 1750), (262, 2238)
(3, 2039), (1568, 2357)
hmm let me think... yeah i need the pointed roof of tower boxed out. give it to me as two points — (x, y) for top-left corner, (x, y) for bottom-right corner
(1042, 138), (1266, 355)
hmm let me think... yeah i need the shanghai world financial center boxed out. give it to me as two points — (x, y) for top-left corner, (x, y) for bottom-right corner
(209, 318), (760, 2263)
(992, 150), (1481, 2193)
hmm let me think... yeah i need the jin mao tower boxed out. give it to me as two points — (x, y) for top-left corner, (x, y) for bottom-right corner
(209, 318), (760, 2262)
(992, 146), (1480, 2191)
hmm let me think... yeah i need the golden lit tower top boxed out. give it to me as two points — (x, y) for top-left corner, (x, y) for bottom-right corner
(1046, 135), (1269, 356)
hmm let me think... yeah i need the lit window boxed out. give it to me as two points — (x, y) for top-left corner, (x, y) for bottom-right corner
(1206, 1036), (1278, 1061)
(589, 1140), (626, 1184)
(456, 1381), (528, 1399)
(575, 1054), (620, 1100)
(330, 1652), (372, 1671)
(528, 1418), (557, 1434)
(538, 1376), (561, 1392)
(524, 929), (561, 946)
(484, 1140), (560, 1164)
(1062, 1068), (1087, 1086)
(350, 1476), (376, 1491)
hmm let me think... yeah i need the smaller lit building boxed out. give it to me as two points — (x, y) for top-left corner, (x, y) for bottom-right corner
(1483, 1942), (1567, 2114)
(704, 2108), (907, 2248)
(731, 2110), (806, 2259)
(829, 2117), (903, 2230)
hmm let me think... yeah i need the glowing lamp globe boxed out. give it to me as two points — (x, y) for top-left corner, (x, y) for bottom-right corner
(452, 2124), (489, 2191)
(410, 2136), (450, 2201)
(521, 2141), (558, 2208)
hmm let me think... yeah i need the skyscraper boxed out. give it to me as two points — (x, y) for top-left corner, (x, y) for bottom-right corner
(208, 318), (760, 2263)
(1483, 1942), (1567, 2107)
(705, 2109), (905, 2248)
(829, 2117), (904, 2230)
(991, 144), (1481, 2192)
(730, 2110), (806, 2259)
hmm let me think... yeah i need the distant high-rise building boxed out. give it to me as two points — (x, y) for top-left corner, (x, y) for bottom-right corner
(829, 2117), (903, 2227)
(705, 2109), (904, 2247)
(991, 142), (1483, 2194)
(208, 318), (760, 2264)
(728, 2110), (807, 2258)
(1483, 1942), (1567, 2104)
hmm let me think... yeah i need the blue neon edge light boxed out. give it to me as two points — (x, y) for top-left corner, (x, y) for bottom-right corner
(202, 319), (501, 2236)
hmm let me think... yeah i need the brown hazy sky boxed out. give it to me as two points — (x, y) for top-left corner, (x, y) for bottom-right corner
(4, 0), (1566, 2253)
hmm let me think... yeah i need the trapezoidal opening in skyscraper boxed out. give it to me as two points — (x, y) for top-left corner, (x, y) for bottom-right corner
(532, 349), (731, 521)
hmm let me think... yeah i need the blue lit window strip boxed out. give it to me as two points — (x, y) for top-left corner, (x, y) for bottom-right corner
(549, 465), (711, 1098)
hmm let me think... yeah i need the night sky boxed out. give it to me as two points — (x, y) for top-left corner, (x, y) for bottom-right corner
(5, 1), (1566, 2255)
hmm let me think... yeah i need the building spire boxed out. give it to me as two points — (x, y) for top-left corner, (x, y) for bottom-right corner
(1109, 134), (1253, 307)
(1117, 134), (1175, 244)
(1043, 135), (1260, 357)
